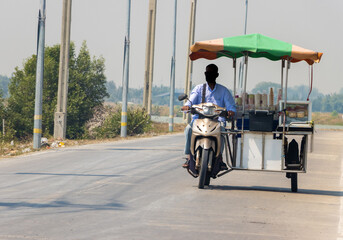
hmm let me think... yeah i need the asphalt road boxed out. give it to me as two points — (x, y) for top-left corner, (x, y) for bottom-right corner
(0, 130), (342, 240)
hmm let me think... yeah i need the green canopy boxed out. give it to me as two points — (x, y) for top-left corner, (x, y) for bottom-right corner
(190, 33), (323, 65)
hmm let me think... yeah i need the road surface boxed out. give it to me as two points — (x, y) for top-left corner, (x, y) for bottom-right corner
(0, 130), (342, 240)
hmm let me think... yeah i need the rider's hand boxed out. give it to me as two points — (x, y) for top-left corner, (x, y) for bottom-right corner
(181, 106), (190, 111)
(227, 111), (235, 117)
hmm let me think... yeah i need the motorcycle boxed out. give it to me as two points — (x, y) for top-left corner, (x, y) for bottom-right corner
(178, 94), (229, 189)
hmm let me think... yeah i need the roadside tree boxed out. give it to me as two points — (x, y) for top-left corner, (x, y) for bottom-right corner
(6, 41), (108, 139)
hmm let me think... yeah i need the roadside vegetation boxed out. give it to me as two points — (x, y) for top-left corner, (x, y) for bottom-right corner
(6, 41), (108, 140)
(0, 120), (186, 158)
(87, 105), (152, 139)
(312, 111), (343, 126)
(0, 102), (186, 157)
(0, 42), (187, 158)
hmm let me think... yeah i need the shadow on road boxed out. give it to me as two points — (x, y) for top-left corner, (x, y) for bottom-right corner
(16, 173), (123, 177)
(105, 148), (182, 152)
(209, 185), (343, 197)
(0, 200), (125, 210)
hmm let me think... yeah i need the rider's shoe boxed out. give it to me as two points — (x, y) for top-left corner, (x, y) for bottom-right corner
(183, 155), (198, 178)
(182, 159), (189, 168)
(182, 155), (190, 168)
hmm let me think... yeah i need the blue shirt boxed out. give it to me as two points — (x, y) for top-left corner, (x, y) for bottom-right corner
(185, 83), (236, 122)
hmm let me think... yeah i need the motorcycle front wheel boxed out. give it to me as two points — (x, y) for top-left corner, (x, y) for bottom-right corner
(198, 148), (211, 189)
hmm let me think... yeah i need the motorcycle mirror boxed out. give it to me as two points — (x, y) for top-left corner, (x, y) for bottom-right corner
(178, 94), (188, 101)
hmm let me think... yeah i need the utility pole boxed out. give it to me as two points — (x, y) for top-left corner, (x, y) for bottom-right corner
(54, 0), (72, 140)
(169, 0), (177, 132)
(183, 0), (197, 123)
(143, 0), (157, 115)
(120, 0), (131, 137)
(238, 0), (248, 94)
(33, 0), (46, 149)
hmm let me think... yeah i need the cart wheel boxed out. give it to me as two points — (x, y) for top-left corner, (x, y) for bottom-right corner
(291, 173), (298, 192)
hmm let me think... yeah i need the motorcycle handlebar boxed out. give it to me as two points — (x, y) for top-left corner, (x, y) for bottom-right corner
(183, 107), (234, 121)
(180, 108), (234, 122)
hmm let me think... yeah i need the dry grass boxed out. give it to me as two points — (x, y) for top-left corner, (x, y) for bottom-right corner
(312, 112), (343, 126)
(150, 122), (186, 133)
(0, 140), (34, 158)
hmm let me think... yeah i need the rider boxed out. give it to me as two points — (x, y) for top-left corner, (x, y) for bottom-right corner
(181, 63), (236, 169)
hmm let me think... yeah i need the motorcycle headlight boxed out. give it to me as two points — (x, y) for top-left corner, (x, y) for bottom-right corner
(203, 106), (215, 116)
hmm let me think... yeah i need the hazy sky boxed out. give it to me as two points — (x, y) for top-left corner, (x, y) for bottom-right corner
(0, 0), (342, 95)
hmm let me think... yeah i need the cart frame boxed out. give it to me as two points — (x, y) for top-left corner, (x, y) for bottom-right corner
(219, 56), (312, 192)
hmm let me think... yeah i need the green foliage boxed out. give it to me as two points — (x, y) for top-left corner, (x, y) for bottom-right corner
(6, 41), (108, 139)
(0, 91), (15, 141)
(94, 105), (151, 138)
(105, 81), (117, 103)
(313, 94), (343, 113)
(0, 127), (16, 142)
(7, 60), (37, 138)
(331, 110), (338, 117)
(0, 75), (10, 98)
(126, 106), (152, 135)
(0, 91), (5, 134)
(93, 106), (121, 139)
(66, 42), (108, 138)
(0, 91), (4, 114)
(312, 96), (323, 112)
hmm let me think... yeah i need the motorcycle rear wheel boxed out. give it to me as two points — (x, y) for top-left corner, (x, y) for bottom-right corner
(199, 149), (211, 189)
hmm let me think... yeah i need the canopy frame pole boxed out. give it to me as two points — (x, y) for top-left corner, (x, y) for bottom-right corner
(280, 59), (285, 100)
(239, 53), (248, 168)
(281, 57), (291, 169)
(233, 58), (237, 97)
(232, 58), (237, 133)
(309, 65), (314, 153)
(284, 58), (290, 110)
